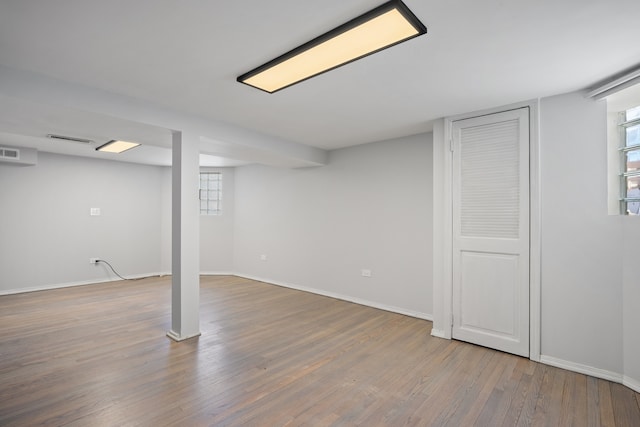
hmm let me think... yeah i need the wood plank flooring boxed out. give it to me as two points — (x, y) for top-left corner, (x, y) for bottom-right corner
(1, 276), (638, 426)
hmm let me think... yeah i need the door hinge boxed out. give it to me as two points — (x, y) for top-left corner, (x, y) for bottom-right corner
(451, 313), (454, 326)
(449, 138), (454, 152)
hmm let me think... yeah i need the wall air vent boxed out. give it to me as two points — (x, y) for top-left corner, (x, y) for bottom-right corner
(0, 147), (20, 160)
(46, 134), (94, 144)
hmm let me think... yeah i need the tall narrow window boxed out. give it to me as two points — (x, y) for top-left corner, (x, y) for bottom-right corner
(621, 105), (640, 215)
(199, 172), (222, 215)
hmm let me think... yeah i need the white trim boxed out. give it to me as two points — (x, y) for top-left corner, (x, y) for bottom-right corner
(430, 329), (447, 339)
(234, 273), (433, 321)
(0, 272), (238, 295)
(528, 100), (542, 362)
(0, 272), (163, 295)
(623, 375), (640, 394)
(200, 271), (235, 276)
(431, 119), (453, 339)
(159, 271), (235, 277)
(540, 355), (623, 383)
(436, 99), (541, 361)
(443, 119), (453, 338)
(166, 330), (201, 342)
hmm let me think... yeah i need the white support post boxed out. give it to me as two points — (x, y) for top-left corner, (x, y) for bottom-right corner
(167, 130), (201, 341)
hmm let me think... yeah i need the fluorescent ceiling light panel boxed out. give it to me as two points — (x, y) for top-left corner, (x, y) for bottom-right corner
(237, 0), (427, 93)
(95, 140), (140, 154)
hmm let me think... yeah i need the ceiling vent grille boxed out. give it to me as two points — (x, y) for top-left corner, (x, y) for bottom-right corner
(47, 134), (94, 144)
(0, 147), (20, 160)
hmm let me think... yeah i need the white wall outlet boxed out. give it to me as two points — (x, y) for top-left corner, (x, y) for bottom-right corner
(90, 208), (101, 216)
(361, 269), (372, 277)
(89, 258), (99, 264)
(260, 254), (267, 261)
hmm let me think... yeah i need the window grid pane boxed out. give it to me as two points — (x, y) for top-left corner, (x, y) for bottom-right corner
(625, 124), (640, 147)
(199, 172), (222, 215)
(622, 105), (640, 215)
(626, 105), (640, 121)
(625, 148), (640, 173)
(625, 175), (640, 215)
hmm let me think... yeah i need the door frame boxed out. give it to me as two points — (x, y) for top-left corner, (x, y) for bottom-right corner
(431, 99), (541, 362)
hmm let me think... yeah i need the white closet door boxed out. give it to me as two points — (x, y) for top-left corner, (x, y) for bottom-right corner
(451, 108), (529, 357)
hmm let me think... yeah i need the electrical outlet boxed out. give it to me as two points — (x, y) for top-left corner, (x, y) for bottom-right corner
(89, 258), (99, 264)
(260, 254), (267, 261)
(361, 269), (372, 277)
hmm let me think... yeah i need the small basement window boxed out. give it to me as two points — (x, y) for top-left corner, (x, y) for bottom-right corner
(619, 105), (640, 215)
(199, 172), (222, 215)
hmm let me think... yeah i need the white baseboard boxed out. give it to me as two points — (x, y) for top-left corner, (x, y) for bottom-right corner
(540, 355), (623, 383)
(430, 328), (447, 339)
(543, 356), (640, 393)
(234, 273), (433, 322)
(166, 330), (201, 342)
(3, 272), (434, 325)
(1, 279), (111, 296)
(623, 375), (640, 393)
(152, 272), (235, 278)
(0, 272), (163, 296)
(200, 271), (235, 276)
(0, 272), (243, 296)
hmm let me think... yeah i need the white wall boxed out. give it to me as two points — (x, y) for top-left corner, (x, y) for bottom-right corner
(0, 152), (165, 293)
(160, 166), (172, 274)
(539, 92), (624, 375)
(0, 155), (236, 294)
(200, 167), (235, 274)
(233, 133), (434, 319)
(159, 166), (235, 274)
(622, 217), (640, 390)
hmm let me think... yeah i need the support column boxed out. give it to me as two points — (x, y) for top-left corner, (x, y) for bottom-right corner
(167, 131), (201, 341)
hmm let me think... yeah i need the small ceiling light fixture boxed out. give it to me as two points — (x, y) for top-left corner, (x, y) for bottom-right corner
(47, 134), (94, 144)
(237, 0), (426, 93)
(95, 140), (140, 154)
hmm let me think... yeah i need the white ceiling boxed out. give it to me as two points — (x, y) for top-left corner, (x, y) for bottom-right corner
(0, 0), (639, 166)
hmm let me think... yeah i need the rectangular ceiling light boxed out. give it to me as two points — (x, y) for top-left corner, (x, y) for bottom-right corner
(237, 0), (427, 93)
(95, 140), (140, 154)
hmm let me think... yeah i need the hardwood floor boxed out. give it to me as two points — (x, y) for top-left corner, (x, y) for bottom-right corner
(1, 276), (638, 426)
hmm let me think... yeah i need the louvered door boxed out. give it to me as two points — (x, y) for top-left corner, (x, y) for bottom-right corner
(451, 108), (529, 357)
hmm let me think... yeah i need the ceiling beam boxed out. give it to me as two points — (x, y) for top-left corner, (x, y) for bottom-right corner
(0, 65), (327, 168)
